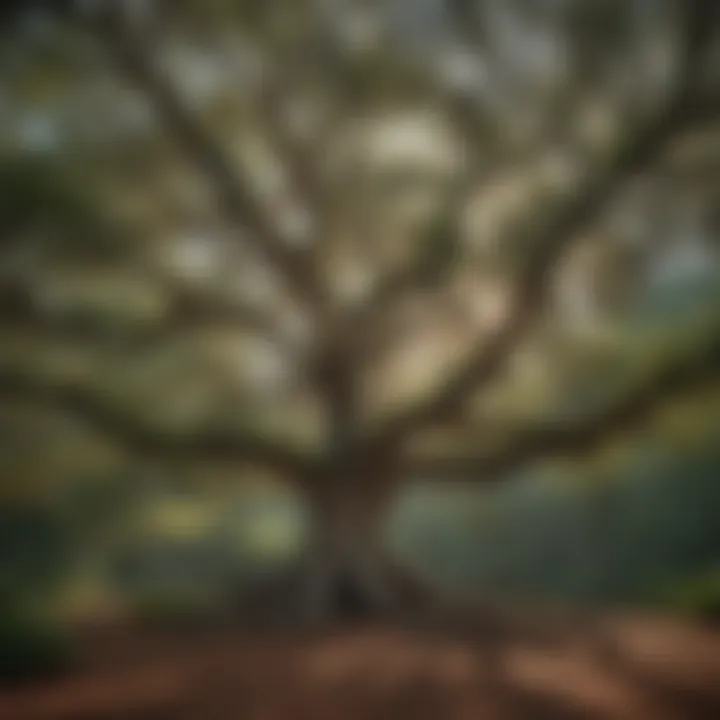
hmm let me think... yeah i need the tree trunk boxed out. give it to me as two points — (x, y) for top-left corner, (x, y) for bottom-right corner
(241, 354), (430, 623)
(300, 475), (396, 621)
(237, 468), (436, 624)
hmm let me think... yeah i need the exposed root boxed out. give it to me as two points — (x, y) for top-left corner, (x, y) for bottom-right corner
(234, 556), (442, 628)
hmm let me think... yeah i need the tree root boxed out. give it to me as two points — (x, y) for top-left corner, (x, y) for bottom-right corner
(233, 556), (442, 628)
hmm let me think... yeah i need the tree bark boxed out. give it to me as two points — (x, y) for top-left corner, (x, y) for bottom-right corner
(300, 473), (397, 621)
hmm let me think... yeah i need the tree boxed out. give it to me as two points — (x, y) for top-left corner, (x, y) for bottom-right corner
(0, 0), (719, 621)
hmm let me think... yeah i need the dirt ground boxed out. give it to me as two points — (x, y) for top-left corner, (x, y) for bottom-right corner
(1, 610), (719, 720)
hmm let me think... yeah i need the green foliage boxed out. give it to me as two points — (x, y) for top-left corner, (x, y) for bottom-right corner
(0, 505), (75, 599)
(0, 152), (124, 259)
(0, 602), (76, 683)
(128, 589), (216, 628)
(631, 272), (720, 328)
(391, 444), (720, 604)
(660, 569), (720, 625)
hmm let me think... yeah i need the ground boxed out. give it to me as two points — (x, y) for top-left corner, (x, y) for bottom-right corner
(1, 608), (719, 720)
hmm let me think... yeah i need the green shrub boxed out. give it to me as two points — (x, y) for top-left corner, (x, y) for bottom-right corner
(129, 590), (215, 628)
(660, 569), (720, 625)
(0, 604), (76, 683)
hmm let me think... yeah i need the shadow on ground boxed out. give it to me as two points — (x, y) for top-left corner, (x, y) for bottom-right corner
(1, 606), (719, 720)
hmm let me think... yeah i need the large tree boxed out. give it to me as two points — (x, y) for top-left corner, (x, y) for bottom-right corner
(1, 0), (719, 620)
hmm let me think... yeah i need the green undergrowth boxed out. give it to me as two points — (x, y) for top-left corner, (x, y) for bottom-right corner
(0, 599), (77, 684)
(658, 568), (720, 625)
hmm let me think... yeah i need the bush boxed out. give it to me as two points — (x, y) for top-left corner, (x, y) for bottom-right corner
(660, 569), (720, 625)
(128, 590), (216, 628)
(0, 604), (76, 684)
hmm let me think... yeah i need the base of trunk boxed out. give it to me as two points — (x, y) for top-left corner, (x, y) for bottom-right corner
(236, 555), (439, 626)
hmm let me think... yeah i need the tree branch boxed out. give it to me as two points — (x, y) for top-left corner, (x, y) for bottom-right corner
(255, 81), (328, 230)
(357, 4), (719, 457)
(85, 6), (324, 315)
(0, 276), (299, 356)
(0, 367), (316, 477)
(154, 280), (300, 354)
(401, 322), (720, 482)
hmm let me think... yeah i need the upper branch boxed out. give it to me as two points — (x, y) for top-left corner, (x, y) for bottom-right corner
(358, 3), (719, 457)
(0, 367), (316, 478)
(402, 321), (720, 482)
(255, 81), (329, 230)
(86, 6), (325, 315)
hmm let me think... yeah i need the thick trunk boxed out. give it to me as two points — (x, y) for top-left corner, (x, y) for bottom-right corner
(237, 473), (435, 625)
(242, 355), (429, 623)
(300, 477), (395, 620)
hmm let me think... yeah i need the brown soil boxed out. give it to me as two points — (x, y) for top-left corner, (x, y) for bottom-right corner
(1, 610), (719, 720)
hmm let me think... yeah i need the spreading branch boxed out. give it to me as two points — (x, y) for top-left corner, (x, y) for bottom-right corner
(346, 180), (469, 353)
(255, 80), (329, 230)
(401, 322), (720, 482)
(357, 2), (719, 458)
(153, 278), (301, 354)
(0, 368), (316, 478)
(0, 276), (300, 357)
(86, 6), (324, 315)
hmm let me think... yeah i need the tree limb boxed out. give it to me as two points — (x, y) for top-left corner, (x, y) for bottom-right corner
(255, 80), (328, 229)
(0, 367), (316, 477)
(153, 279), (300, 354)
(0, 276), (299, 356)
(401, 321), (720, 482)
(357, 3), (719, 457)
(85, 6), (324, 315)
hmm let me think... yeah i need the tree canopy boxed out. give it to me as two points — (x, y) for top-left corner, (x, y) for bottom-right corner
(1, 0), (719, 619)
